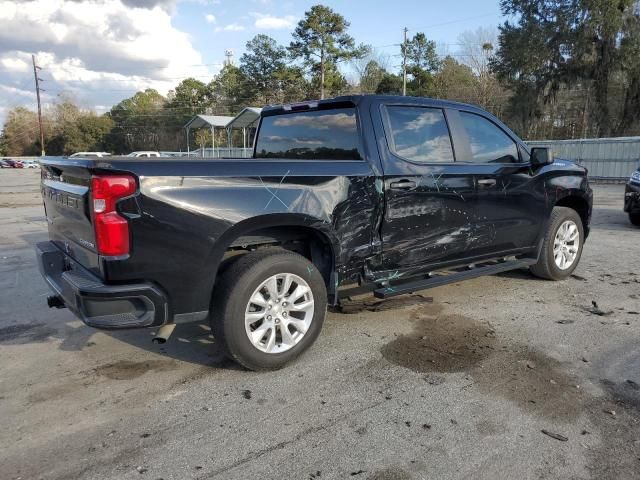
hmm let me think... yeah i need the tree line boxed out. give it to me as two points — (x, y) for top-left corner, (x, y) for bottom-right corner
(1, 1), (639, 156)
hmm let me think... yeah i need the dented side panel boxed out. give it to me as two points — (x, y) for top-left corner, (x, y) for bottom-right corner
(100, 160), (381, 315)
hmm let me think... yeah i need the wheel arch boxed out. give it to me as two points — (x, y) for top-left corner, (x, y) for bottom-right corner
(555, 193), (591, 237)
(208, 214), (339, 301)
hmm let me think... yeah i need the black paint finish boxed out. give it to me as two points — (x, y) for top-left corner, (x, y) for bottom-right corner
(624, 169), (640, 214)
(38, 95), (593, 324)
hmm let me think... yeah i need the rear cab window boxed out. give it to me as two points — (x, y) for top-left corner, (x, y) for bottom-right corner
(383, 106), (455, 163)
(255, 107), (363, 160)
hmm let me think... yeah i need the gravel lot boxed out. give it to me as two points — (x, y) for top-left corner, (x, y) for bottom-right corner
(1, 168), (639, 480)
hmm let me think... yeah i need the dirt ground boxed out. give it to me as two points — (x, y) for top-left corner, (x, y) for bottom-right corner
(1, 168), (639, 480)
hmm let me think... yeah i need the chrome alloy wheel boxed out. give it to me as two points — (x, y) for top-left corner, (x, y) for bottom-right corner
(244, 273), (314, 353)
(553, 220), (580, 270)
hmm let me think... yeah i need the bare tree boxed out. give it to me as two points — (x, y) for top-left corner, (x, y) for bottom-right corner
(456, 26), (503, 109)
(350, 48), (393, 93)
(457, 26), (498, 76)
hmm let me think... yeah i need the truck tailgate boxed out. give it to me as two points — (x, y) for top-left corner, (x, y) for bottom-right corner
(41, 162), (100, 274)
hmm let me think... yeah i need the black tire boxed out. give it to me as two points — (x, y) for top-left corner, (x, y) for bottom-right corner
(530, 206), (584, 281)
(211, 249), (327, 371)
(630, 212), (640, 227)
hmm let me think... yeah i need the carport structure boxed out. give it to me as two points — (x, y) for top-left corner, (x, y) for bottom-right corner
(183, 114), (234, 154)
(225, 107), (262, 149)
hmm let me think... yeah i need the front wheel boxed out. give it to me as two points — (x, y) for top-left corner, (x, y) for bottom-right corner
(630, 212), (640, 227)
(530, 206), (584, 281)
(211, 249), (327, 371)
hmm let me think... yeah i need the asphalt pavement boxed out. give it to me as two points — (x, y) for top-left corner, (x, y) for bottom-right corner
(1, 169), (639, 480)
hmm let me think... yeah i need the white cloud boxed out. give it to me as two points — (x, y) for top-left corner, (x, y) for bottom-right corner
(215, 23), (245, 32)
(0, 0), (216, 124)
(402, 111), (443, 131)
(252, 13), (296, 30)
(179, 0), (220, 4)
(0, 56), (29, 72)
(205, 13), (216, 23)
(273, 113), (356, 131)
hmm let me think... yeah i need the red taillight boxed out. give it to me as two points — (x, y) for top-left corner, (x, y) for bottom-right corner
(91, 175), (136, 256)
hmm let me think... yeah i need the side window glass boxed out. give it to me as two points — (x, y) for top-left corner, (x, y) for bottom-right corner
(459, 111), (519, 163)
(385, 106), (455, 163)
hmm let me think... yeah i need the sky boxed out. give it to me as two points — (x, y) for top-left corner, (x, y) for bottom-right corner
(0, 0), (507, 125)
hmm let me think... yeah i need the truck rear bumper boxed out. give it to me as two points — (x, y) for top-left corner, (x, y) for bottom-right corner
(36, 241), (168, 329)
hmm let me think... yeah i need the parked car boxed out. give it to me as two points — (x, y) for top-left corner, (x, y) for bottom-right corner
(21, 160), (40, 168)
(625, 167), (640, 226)
(126, 151), (161, 158)
(36, 95), (593, 370)
(69, 152), (111, 158)
(0, 159), (11, 168)
(4, 159), (23, 168)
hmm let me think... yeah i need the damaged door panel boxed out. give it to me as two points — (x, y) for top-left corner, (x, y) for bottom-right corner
(447, 109), (546, 257)
(377, 104), (477, 272)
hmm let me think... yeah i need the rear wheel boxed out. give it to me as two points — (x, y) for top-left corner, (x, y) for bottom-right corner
(630, 212), (640, 227)
(530, 206), (584, 280)
(211, 249), (327, 370)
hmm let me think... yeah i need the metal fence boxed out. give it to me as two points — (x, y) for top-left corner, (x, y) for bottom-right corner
(161, 148), (253, 158)
(527, 137), (640, 182)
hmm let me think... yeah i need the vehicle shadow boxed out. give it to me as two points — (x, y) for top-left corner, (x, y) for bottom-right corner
(104, 322), (244, 370)
(60, 319), (245, 370)
(495, 268), (541, 281)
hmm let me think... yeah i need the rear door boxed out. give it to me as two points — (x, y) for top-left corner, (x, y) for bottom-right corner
(377, 103), (477, 271)
(450, 109), (545, 255)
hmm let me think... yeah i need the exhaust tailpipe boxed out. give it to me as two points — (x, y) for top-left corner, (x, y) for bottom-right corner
(47, 295), (66, 309)
(152, 323), (176, 344)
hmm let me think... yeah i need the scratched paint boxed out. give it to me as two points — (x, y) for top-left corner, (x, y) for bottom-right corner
(52, 95), (591, 318)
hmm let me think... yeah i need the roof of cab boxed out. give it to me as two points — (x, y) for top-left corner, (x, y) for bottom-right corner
(261, 94), (479, 116)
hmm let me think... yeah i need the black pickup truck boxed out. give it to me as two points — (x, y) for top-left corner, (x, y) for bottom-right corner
(625, 167), (640, 226)
(37, 95), (593, 370)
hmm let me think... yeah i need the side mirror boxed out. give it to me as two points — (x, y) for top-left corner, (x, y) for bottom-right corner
(530, 147), (554, 167)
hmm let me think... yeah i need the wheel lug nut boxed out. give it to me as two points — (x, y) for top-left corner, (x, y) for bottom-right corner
(275, 318), (280, 324)
(266, 315), (272, 321)
(282, 301), (288, 307)
(282, 311), (288, 317)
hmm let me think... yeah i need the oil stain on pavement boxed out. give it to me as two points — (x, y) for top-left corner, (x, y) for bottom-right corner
(380, 304), (585, 421)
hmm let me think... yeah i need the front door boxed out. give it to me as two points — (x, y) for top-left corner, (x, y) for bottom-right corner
(450, 109), (545, 256)
(377, 104), (477, 274)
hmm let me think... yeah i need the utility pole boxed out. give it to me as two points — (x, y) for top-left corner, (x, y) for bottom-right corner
(402, 27), (408, 96)
(32, 54), (45, 156)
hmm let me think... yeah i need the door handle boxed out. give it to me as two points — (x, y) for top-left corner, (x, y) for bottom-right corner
(389, 180), (417, 190)
(477, 178), (496, 188)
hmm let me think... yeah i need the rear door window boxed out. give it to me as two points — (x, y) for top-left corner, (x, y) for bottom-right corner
(255, 108), (363, 160)
(384, 106), (455, 163)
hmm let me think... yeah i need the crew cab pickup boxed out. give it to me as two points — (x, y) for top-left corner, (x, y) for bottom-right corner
(37, 95), (593, 370)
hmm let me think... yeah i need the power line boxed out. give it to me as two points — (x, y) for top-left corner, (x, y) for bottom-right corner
(407, 13), (498, 33)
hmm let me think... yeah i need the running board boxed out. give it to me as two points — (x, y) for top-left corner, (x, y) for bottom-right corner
(373, 259), (535, 299)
